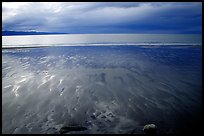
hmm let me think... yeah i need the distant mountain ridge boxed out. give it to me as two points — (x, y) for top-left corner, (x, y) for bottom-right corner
(2, 31), (68, 36)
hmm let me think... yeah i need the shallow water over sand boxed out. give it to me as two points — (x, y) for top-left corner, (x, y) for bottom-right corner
(2, 45), (202, 134)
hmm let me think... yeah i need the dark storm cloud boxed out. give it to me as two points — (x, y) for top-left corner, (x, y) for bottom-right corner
(2, 2), (202, 34)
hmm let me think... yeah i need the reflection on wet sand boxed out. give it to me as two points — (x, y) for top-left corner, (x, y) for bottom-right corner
(2, 46), (202, 134)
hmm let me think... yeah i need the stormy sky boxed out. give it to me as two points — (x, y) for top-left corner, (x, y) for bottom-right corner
(2, 2), (202, 34)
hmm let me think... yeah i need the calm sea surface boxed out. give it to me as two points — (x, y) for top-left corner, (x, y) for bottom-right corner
(2, 34), (202, 47)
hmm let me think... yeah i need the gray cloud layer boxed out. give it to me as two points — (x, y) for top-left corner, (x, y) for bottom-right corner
(2, 2), (202, 33)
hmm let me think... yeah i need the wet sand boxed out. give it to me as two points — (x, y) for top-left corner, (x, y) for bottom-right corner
(2, 45), (202, 134)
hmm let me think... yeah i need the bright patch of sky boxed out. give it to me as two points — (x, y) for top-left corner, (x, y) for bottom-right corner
(2, 2), (202, 34)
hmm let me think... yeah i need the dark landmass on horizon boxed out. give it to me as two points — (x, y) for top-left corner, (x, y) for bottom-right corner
(2, 31), (202, 36)
(2, 31), (69, 36)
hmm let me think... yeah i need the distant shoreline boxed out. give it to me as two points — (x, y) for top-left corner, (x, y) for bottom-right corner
(2, 31), (202, 36)
(2, 31), (69, 36)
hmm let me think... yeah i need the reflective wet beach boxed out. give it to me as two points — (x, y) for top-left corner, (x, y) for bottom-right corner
(2, 45), (202, 134)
